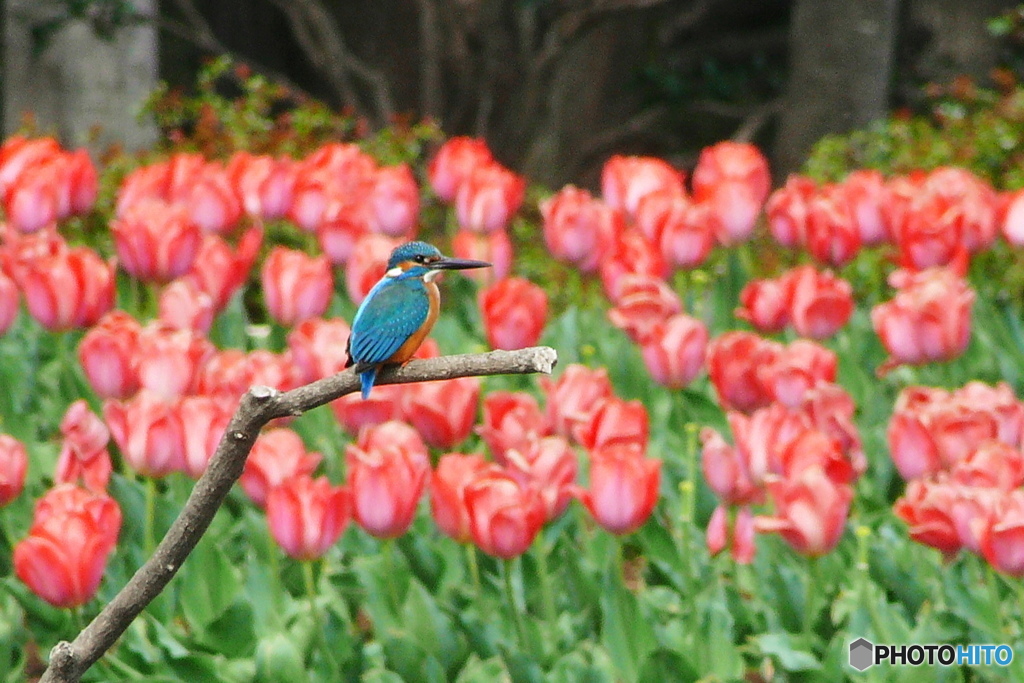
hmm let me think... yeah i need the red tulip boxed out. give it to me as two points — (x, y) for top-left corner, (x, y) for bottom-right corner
(787, 266), (854, 340)
(330, 386), (404, 436)
(18, 245), (115, 331)
(227, 152), (295, 220)
(891, 195), (966, 271)
(635, 188), (687, 244)
(977, 490), (1024, 576)
(345, 234), (399, 304)
(765, 175), (817, 247)
(505, 435), (577, 521)
(186, 227), (263, 311)
(692, 141), (771, 205)
(758, 340), (837, 409)
(658, 201), (717, 269)
(700, 425), (763, 506)
(159, 279), (215, 334)
(775, 429), (857, 485)
(952, 441), (1024, 491)
(4, 162), (58, 233)
(179, 395), (233, 478)
(706, 332), (782, 413)
(541, 186), (624, 273)
(599, 229), (668, 297)
(477, 391), (549, 464)
(196, 349), (304, 401)
(240, 428), (322, 507)
(601, 155), (685, 219)
(956, 381), (1024, 447)
(430, 453), (490, 543)
(78, 311), (141, 399)
(0, 266), (19, 336)
(574, 397), (649, 451)
(639, 313), (708, 389)
(464, 466), (546, 558)
(455, 163), (526, 234)
(923, 167), (998, 253)
(841, 169), (889, 245)
(0, 434), (27, 506)
(261, 247), (333, 327)
(736, 276), (791, 334)
(56, 401), (111, 493)
(607, 274), (683, 344)
(804, 186), (861, 267)
(402, 377), (480, 450)
(756, 467), (852, 556)
(112, 199), (203, 283)
(317, 199), (374, 267)
(266, 475), (350, 560)
(540, 364), (614, 438)
(893, 479), (961, 559)
(428, 137), (493, 202)
(872, 266), (974, 374)
(452, 229), (513, 284)
(354, 421), (429, 469)
(346, 436), (429, 538)
(14, 487), (121, 608)
(0, 137), (61, 197)
(479, 277), (548, 351)
(135, 323), (214, 398)
(1000, 188), (1024, 246)
(576, 443), (660, 535)
(706, 505), (756, 564)
(287, 317), (352, 383)
(182, 163), (243, 234)
(368, 165), (420, 238)
(104, 391), (187, 478)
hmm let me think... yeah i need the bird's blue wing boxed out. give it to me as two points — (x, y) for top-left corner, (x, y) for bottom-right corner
(349, 278), (430, 365)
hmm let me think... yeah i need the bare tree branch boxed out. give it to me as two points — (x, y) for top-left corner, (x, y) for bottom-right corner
(732, 99), (782, 143)
(657, 0), (716, 46)
(39, 347), (559, 683)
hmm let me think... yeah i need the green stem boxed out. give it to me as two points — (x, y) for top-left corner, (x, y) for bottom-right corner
(384, 538), (401, 613)
(465, 544), (481, 596)
(805, 555), (819, 642)
(144, 477), (157, 557)
(503, 558), (528, 649)
(304, 561), (339, 678)
(533, 538), (557, 623)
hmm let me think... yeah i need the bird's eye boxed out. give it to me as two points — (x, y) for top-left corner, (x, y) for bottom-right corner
(414, 255), (426, 264)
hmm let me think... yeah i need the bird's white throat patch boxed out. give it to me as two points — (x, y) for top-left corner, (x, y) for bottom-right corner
(425, 269), (442, 282)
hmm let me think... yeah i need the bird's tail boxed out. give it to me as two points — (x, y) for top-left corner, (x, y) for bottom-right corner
(359, 367), (378, 400)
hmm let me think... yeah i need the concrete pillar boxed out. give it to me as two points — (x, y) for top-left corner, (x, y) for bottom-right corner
(3, 0), (158, 153)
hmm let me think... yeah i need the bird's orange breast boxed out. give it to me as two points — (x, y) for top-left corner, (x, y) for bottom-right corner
(388, 280), (440, 364)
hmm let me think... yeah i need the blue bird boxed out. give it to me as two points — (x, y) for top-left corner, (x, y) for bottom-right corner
(346, 241), (490, 398)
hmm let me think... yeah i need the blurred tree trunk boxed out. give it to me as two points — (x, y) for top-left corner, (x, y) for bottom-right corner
(774, 0), (900, 177)
(3, 0), (158, 154)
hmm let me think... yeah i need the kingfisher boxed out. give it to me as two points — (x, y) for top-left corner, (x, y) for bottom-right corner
(346, 241), (490, 398)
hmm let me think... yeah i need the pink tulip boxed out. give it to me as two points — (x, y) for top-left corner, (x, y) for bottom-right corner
(479, 277), (548, 351)
(505, 435), (577, 521)
(354, 421), (429, 469)
(186, 227), (263, 311)
(893, 479), (961, 559)
(977, 490), (1024, 576)
(541, 186), (624, 273)
(872, 266), (974, 374)
(804, 186), (861, 267)
(601, 155), (685, 219)
(841, 169), (889, 245)
(56, 401), (111, 493)
(540, 364), (614, 438)
(345, 234), (399, 304)
(756, 467), (852, 556)
(17, 244), (115, 331)
(261, 247), (334, 327)
(368, 165), (420, 238)
(158, 279), (215, 334)
(111, 199), (203, 283)
(330, 386), (404, 436)
(599, 229), (668, 297)
(0, 434), (27, 506)
(430, 453), (490, 543)
(464, 467), (546, 558)
(640, 313), (708, 389)
(477, 391), (549, 464)
(266, 475), (350, 560)
(178, 395), (233, 478)
(346, 436), (429, 538)
(240, 428), (322, 507)
(402, 377), (480, 450)
(706, 332), (781, 413)
(765, 175), (817, 247)
(227, 152), (295, 220)
(104, 391), (187, 478)
(658, 201), (716, 269)
(455, 163), (526, 234)
(573, 397), (649, 451)
(428, 137), (493, 202)
(286, 317), (352, 383)
(606, 274), (682, 344)
(135, 323), (214, 398)
(0, 266), (18, 337)
(576, 443), (660, 535)
(736, 277), (791, 334)
(78, 311), (141, 399)
(787, 266), (854, 340)
(452, 229), (512, 284)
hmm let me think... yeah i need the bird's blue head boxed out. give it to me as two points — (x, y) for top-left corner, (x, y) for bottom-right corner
(385, 241), (491, 279)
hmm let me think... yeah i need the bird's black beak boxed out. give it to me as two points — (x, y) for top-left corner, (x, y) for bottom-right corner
(433, 256), (492, 271)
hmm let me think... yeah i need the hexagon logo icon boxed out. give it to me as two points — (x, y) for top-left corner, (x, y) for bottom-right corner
(849, 638), (874, 671)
